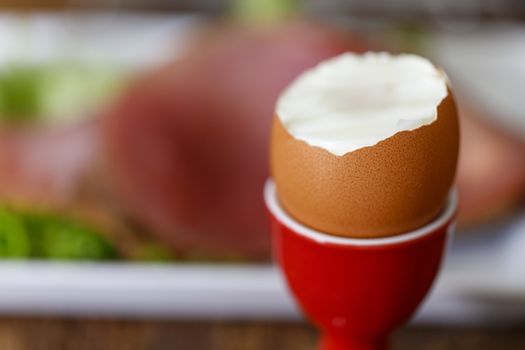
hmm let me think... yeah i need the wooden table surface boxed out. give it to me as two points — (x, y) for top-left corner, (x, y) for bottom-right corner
(0, 318), (523, 350)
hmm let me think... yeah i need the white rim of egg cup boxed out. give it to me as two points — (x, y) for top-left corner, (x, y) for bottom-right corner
(264, 179), (458, 246)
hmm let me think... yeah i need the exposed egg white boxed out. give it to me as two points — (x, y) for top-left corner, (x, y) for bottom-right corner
(276, 52), (448, 156)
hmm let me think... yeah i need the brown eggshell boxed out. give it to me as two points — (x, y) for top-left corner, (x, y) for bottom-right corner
(270, 91), (459, 238)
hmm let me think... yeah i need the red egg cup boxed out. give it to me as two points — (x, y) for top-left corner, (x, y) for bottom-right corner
(264, 180), (457, 350)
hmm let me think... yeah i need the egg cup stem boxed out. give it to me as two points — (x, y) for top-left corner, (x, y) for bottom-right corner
(319, 334), (389, 350)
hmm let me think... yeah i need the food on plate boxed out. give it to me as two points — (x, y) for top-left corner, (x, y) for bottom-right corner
(456, 106), (525, 227)
(0, 63), (122, 208)
(271, 52), (459, 237)
(0, 64), (120, 124)
(0, 206), (117, 260)
(0, 63), (133, 261)
(103, 21), (370, 256)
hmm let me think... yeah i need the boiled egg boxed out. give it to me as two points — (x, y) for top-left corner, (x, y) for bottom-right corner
(270, 52), (459, 238)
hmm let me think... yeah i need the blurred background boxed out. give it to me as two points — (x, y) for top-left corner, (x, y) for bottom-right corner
(0, 0), (524, 349)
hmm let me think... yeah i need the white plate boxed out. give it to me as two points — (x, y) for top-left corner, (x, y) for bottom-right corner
(0, 217), (524, 327)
